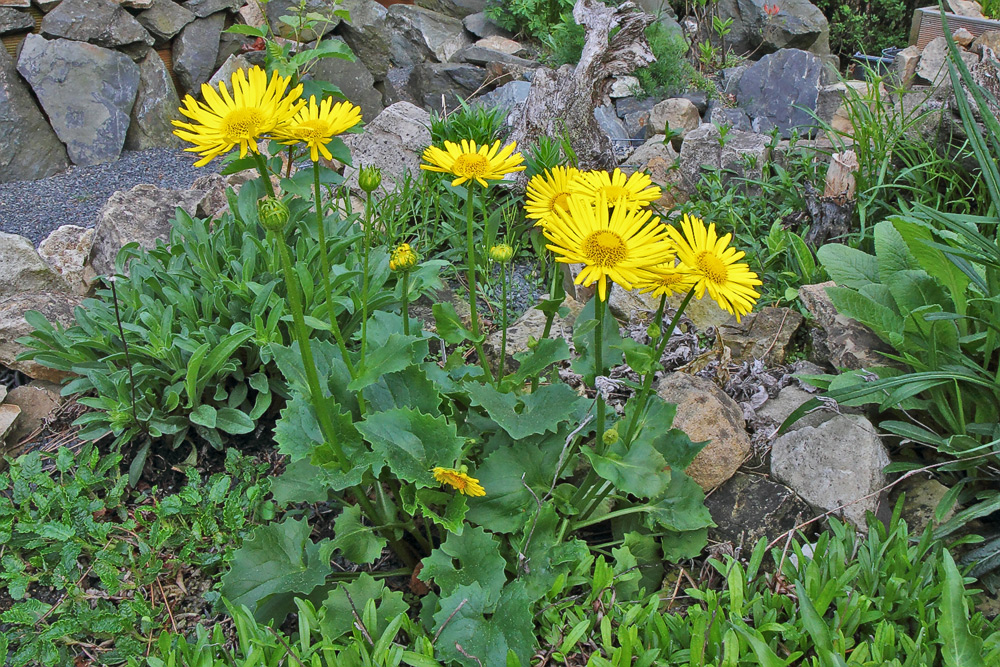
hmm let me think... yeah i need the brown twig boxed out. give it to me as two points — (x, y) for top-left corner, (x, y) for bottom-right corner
(455, 643), (484, 667)
(343, 588), (375, 646)
(156, 577), (178, 634)
(266, 626), (308, 667)
(432, 598), (468, 645)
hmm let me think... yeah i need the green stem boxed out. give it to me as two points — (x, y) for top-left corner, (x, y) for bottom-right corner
(361, 190), (374, 365)
(271, 230), (347, 469)
(497, 263), (508, 387)
(572, 504), (649, 531)
(465, 181), (494, 382)
(253, 152), (276, 198)
(531, 263), (565, 392)
(401, 270), (410, 336)
(594, 294), (606, 447)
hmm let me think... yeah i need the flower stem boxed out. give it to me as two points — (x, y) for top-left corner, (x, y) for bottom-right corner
(253, 152), (276, 199)
(361, 190), (374, 364)
(401, 270), (410, 336)
(497, 262), (509, 387)
(594, 293), (606, 446)
(270, 229), (347, 470)
(465, 181), (494, 382)
(531, 262), (565, 392)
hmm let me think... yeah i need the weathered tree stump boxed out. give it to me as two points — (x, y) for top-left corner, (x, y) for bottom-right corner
(507, 0), (655, 172)
(804, 150), (858, 247)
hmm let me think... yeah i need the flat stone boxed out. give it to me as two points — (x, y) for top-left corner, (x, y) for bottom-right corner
(454, 44), (536, 67)
(0, 404), (20, 451)
(891, 45), (920, 88)
(338, 0), (391, 80)
(18, 35), (140, 167)
(771, 413), (889, 532)
(125, 46), (182, 150)
(414, 0), (485, 19)
(462, 10), (509, 39)
(475, 35), (523, 55)
(706, 472), (813, 546)
(890, 475), (956, 535)
(172, 11), (224, 93)
(342, 101), (431, 197)
(798, 281), (895, 369)
(41, 0), (154, 48)
(705, 101), (753, 131)
(0, 46), (69, 183)
(718, 306), (804, 365)
(0, 291), (83, 382)
(649, 97), (700, 149)
(136, 0), (195, 42)
(1, 0), (33, 9)
(736, 48), (824, 138)
(183, 0), (240, 18)
(757, 385), (837, 431)
(38, 225), (96, 295)
(916, 36), (979, 87)
(408, 61), (485, 112)
(0, 232), (68, 295)
(971, 30), (1000, 56)
(4, 380), (62, 444)
(656, 372), (752, 491)
(386, 4), (470, 66)
(484, 297), (583, 374)
(0, 7), (32, 34)
(946, 0), (984, 17)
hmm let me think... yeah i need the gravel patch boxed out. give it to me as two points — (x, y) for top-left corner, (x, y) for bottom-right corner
(0, 148), (219, 247)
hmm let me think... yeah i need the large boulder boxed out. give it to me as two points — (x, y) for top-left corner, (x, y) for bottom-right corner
(310, 37), (384, 121)
(136, 0), (196, 43)
(771, 414), (890, 531)
(17, 35), (140, 167)
(125, 46), (182, 150)
(0, 292), (84, 382)
(0, 232), (69, 295)
(183, 0), (242, 18)
(736, 48), (825, 137)
(915, 36), (980, 87)
(265, 0), (338, 40)
(385, 4), (471, 66)
(678, 123), (770, 192)
(40, 0), (154, 49)
(400, 61), (484, 112)
(88, 184), (208, 277)
(414, 0), (486, 19)
(172, 11), (225, 93)
(719, 0), (829, 55)
(0, 46), (69, 183)
(656, 372), (753, 491)
(338, 0), (392, 80)
(649, 97), (701, 148)
(342, 101), (432, 196)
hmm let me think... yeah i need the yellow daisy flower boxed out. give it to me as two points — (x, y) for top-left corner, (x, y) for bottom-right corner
(634, 262), (698, 298)
(543, 192), (676, 302)
(420, 139), (526, 188)
(389, 242), (418, 271)
(524, 166), (581, 225)
(272, 96), (362, 162)
(173, 65), (304, 167)
(571, 168), (662, 210)
(432, 466), (486, 497)
(667, 214), (762, 321)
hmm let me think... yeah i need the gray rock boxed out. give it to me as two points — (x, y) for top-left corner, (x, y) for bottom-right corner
(718, 0), (828, 55)
(0, 292), (83, 382)
(37, 225), (96, 295)
(409, 61), (485, 111)
(771, 414), (890, 532)
(594, 103), (631, 156)
(125, 46), (182, 151)
(17, 35), (140, 167)
(207, 53), (250, 90)
(718, 306), (804, 365)
(615, 96), (656, 139)
(678, 90), (708, 113)
(623, 134), (678, 169)
(462, 11), (510, 39)
(798, 281), (895, 370)
(705, 101), (753, 131)
(890, 45), (920, 88)
(649, 97), (700, 148)
(0, 8), (33, 35)
(0, 232), (68, 295)
(0, 46), (70, 183)
(719, 64), (748, 95)
(183, 0), (241, 18)
(136, 0), (196, 42)
(342, 101), (431, 196)
(453, 44), (537, 68)
(706, 472), (813, 546)
(41, 0), (154, 48)
(757, 385), (838, 431)
(172, 11), (224, 93)
(265, 0), (337, 40)
(678, 123), (771, 193)
(88, 183), (207, 277)
(382, 65), (417, 106)
(656, 372), (752, 491)
(484, 297), (583, 374)
(311, 37), (384, 122)
(386, 4), (471, 66)
(3, 380), (63, 444)
(971, 30), (1000, 56)
(338, 0), (392, 80)
(916, 36), (980, 87)
(890, 475), (956, 535)
(736, 48), (824, 138)
(476, 79), (530, 115)
(634, 0), (683, 38)
(414, 0), (485, 19)
(215, 31), (253, 69)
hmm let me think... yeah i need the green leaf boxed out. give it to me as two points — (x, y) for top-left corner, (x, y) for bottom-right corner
(221, 517), (335, 624)
(270, 458), (334, 506)
(732, 620), (792, 667)
(404, 486), (469, 533)
(215, 407), (255, 434)
(349, 333), (424, 391)
(825, 286), (903, 342)
(583, 438), (671, 499)
(466, 443), (559, 533)
(795, 582), (847, 667)
(615, 338), (659, 375)
(321, 573), (408, 642)
(364, 365), (443, 415)
(887, 270), (951, 316)
(506, 337), (572, 386)
(330, 505), (386, 565)
(466, 382), (585, 440)
(627, 397), (703, 469)
(875, 219), (920, 285)
(223, 24), (266, 37)
(356, 408), (464, 487)
(893, 217), (970, 312)
(432, 582), (535, 667)
(420, 526), (507, 606)
(644, 472), (714, 533)
(816, 244), (879, 289)
(939, 549), (986, 667)
(189, 404), (217, 429)
(433, 302), (478, 344)
(515, 505), (590, 602)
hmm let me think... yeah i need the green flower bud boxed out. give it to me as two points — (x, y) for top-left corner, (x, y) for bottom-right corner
(258, 197), (290, 232)
(390, 243), (418, 272)
(489, 243), (514, 264)
(602, 428), (619, 446)
(646, 323), (662, 340)
(526, 335), (539, 349)
(359, 165), (383, 194)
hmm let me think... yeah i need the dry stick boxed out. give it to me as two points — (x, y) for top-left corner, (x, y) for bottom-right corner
(343, 588), (375, 646)
(156, 577), (178, 633)
(432, 598), (468, 645)
(455, 644), (484, 667)
(764, 453), (995, 551)
(760, 307), (790, 363)
(34, 538), (111, 627)
(265, 626), (308, 667)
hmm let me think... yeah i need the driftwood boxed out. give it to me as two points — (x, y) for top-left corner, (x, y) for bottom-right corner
(507, 0), (655, 172)
(804, 150), (859, 247)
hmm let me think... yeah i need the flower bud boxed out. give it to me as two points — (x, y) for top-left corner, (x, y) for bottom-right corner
(646, 323), (661, 340)
(390, 243), (418, 272)
(526, 335), (539, 349)
(489, 243), (514, 264)
(602, 427), (619, 446)
(258, 197), (290, 232)
(359, 165), (383, 194)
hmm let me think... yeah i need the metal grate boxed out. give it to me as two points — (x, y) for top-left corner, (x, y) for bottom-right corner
(910, 6), (1000, 50)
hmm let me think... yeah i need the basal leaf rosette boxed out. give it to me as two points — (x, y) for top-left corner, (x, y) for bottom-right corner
(420, 139), (526, 188)
(272, 95), (363, 162)
(571, 168), (662, 210)
(542, 192), (676, 301)
(667, 214), (762, 321)
(172, 65), (304, 167)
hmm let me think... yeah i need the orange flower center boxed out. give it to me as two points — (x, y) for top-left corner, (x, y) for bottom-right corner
(222, 107), (265, 143)
(293, 119), (330, 143)
(583, 230), (627, 267)
(453, 153), (490, 178)
(551, 192), (571, 212)
(696, 251), (729, 284)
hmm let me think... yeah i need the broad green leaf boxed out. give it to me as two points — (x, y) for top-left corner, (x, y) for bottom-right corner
(894, 217), (970, 313)
(223, 24), (265, 37)
(221, 517), (334, 624)
(420, 526), (507, 607)
(583, 438), (671, 499)
(321, 573), (408, 642)
(795, 582), (847, 667)
(627, 397), (704, 469)
(189, 404), (217, 429)
(939, 550), (985, 667)
(215, 407), (255, 434)
(466, 382), (585, 440)
(732, 621), (794, 667)
(816, 244), (879, 288)
(645, 472), (714, 533)
(506, 337), (572, 386)
(515, 505), (590, 602)
(402, 486), (469, 533)
(614, 338), (660, 375)
(330, 505), (386, 565)
(466, 443), (560, 533)
(363, 365), (443, 415)
(874, 219), (920, 285)
(433, 302), (478, 344)
(887, 269), (952, 316)
(432, 582), (535, 667)
(348, 333), (424, 391)
(356, 407), (464, 487)
(825, 286), (904, 342)
(270, 458), (334, 506)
